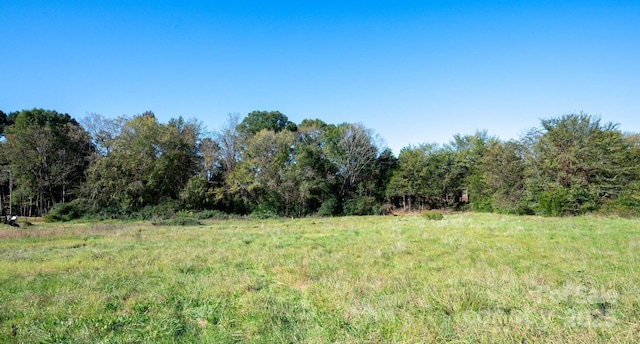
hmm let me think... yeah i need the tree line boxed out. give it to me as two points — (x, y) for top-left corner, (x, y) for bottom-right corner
(0, 108), (638, 220)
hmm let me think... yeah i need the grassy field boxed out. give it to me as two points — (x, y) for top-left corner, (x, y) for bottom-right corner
(1, 213), (639, 343)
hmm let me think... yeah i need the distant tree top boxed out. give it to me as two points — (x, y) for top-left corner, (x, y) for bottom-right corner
(7, 108), (79, 132)
(237, 111), (297, 136)
(0, 110), (7, 137)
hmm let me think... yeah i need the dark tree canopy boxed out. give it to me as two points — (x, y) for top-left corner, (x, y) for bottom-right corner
(0, 110), (8, 137)
(237, 111), (297, 136)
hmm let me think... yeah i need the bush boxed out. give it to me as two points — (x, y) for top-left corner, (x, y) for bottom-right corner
(317, 198), (338, 217)
(137, 200), (180, 221)
(249, 209), (279, 220)
(175, 210), (193, 217)
(597, 195), (640, 218)
(90, 205), (131, 220)
(179, 175), (210, 209)
(422, 210), (444, 220)
(343, 196), (379, 216)
(195, 209), (230, 220)
(379, 203), (395, 215)
(534, 184), (602, 216)
(44, 199), (91, 222)
(534, 187), (573, 216)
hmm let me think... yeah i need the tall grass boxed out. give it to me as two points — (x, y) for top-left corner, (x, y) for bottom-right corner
(1, 213), (639, 342)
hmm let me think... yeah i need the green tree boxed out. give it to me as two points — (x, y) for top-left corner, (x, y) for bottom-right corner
(445, 131), (496, 210)
(150, 117), (201, 200)
(367, 148), (398, 204)
(179, 174), (210, 210)
(479, 140), (528, 213)
(386, 144), (432, 210)
(237, 111), (297, 137)
(608, 133), (640, 215)
(0, 110), (9, 137)
(4, 109), (92, 215)
(84, 112), (201, 212)
(324, 123), (382, 214)
(288, 119), (337, 216)
(226, 129), (296, 214)
(386, 144), (452, 211)
(198, 137), (221, 183)
(531, 113), (629, 215)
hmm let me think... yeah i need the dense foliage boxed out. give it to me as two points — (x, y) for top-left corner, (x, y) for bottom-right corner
(0, 109), (638, 219)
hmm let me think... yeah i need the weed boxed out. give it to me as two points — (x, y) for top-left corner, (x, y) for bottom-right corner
(422, 209), (444, 220)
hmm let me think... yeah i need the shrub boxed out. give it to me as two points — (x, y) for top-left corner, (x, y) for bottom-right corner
(44, 199), (91, 222)
(343, 196), (378, 216)
(175, 210), (193, 217)
(317, 198), (338, 217)
(248, 209), (279, 220)
(534, 187), (572, 216)
(379, 203), (395, 215)
(597, 195), (640, 218)
(179, 175), (210, 209)
(195, 209), (230, 220)
(422, 210), (444, 220)
(137, 200), (180, 221)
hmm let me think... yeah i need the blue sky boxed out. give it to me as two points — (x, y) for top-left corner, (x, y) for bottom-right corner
(2, 0), (639, 153)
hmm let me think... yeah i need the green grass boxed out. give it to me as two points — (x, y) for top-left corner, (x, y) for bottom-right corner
(1, 213), (639, 343)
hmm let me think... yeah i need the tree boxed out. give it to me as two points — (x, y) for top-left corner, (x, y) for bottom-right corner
(386, 144), (451, 211)
(84, 112), (202, 212)
(608, 133), (640, 215)
(149, 117), (201, 200)
(325, 123), (379, 189)
(0, 110), (9, 137)
(198, 137), (221, 183)
(237, 111), (297, 137)
(322, 123), (385, 215)
(386, 145), (431, 210)
(216, 113), (242, 177)
(226, 129), (296, 213)
(531, 113), (629, 215)
(367, 148), (398, 204)
(80, 113), (123, 156)
(288, 119), (338, 216)
(445, 131), (496, 210)
(4, 109), (93, 215)
(179, 174), (210, 210)
(479, 140), (528, 213)
(84, 113), (157, 210)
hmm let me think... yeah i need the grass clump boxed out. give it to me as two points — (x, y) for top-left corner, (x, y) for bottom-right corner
(422, 209), (444, 220)
(151, 216), (201, 226)
(194, 209), (230, 220)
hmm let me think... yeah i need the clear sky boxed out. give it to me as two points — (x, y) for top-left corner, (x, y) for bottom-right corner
(2, 0), (639, 153)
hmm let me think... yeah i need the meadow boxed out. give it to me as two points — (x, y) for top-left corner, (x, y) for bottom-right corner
(0, 213), (639, 343)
